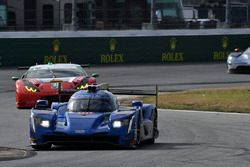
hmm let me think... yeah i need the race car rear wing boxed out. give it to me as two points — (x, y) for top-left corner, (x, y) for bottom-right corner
(109, 86), (159, 108)
(109, 88), (158, 96)
(58, 83), (159, 107)
(17, 63), (90, 70)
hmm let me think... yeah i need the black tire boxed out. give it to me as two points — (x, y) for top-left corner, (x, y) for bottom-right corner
(227, 69), (232, 74)
(148, 138), (155, 144)
(31, 144), (52, 150)
(130, 119), (141, 149)
(227, 68), (236, 74)
(136, 121), (141, 145)
(149, 110), (158, 144)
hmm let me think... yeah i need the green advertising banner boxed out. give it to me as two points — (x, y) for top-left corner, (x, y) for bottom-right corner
(0, 34), (250, 67)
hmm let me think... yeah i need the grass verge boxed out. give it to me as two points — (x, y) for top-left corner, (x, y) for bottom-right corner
(141, 87), (250, 113)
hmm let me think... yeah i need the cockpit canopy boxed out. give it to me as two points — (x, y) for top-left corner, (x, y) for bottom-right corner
(67, 89), (119, 113)
(67, 98), (117, 113)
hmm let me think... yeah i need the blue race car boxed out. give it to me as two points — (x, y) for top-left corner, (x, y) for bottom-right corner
(29, 85), (159, 150)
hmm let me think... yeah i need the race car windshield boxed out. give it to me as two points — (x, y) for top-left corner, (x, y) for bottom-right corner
(25, 68), (86, 78)
(67, 98), (116, 113)
(243, 47), (250, 55)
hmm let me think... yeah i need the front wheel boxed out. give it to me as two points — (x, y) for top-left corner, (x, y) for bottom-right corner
(227, 65), (236, 74)
(147, 138), (155, 144)
(227, 69), (235, 74)
(130, 120), (141, 149)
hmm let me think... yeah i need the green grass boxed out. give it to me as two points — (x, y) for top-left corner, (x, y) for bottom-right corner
(141, 87), (250, 113)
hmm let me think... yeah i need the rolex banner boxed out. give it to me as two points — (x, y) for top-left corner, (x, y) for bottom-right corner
(0, 35), (249, 66)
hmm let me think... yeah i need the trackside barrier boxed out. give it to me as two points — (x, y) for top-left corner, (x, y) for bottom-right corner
(1, 31), (250, 67)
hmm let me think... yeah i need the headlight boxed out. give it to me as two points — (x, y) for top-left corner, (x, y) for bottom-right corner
(227, 56), (233, 62)
(40, 120), (50, 128)
(32, 114), (50, 128)
(25, 86), (38, 92)
(77, 84), (88, 90)
(23, 80), (40, 93)
(241, 54), (249, 60)
(112, 118), (130, 128)
(113, 121), (122, 128)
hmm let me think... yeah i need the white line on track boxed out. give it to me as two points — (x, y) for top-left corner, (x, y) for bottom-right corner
(159, 108), (250, 116)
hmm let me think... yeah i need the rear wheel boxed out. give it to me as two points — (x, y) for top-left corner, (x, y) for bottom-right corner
(149, 110), (158, 144)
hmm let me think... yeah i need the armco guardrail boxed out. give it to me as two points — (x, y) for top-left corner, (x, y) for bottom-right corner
(0, 30), (250, 67)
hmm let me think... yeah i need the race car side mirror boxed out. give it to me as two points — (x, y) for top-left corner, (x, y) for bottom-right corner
(11, 76), (19, 81)
(91, 73), (99, 78)
(35, 100), (49, 109)
(234, 48), (241, 52)
(132, 101), (143, 108)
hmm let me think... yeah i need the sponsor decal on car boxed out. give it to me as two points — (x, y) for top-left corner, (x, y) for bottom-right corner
(79, 112), (93, 116)
(75, 130), (85, 134)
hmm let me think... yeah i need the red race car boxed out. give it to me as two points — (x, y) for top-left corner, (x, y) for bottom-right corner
(12, 63), (98, 108)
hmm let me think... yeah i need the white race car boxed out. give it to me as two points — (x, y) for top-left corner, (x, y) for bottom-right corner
(227, 47), (250, 73)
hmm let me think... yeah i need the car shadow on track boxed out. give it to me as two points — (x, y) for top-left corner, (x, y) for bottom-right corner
(30, 142), (203, 151)
(140, 142), (203, 150)
(31, 143), (130, 151)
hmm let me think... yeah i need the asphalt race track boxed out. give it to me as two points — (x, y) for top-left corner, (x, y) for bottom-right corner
(1, 63), (250, 167)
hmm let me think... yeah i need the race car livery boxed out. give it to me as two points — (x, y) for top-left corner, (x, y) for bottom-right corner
(12, 63), (98, 108)
(29, 85), (159, 150)
(227, 47), (250, 73)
